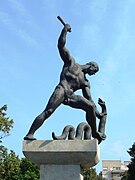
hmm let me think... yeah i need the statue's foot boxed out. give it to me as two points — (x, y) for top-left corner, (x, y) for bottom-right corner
(24, 134), (36, 140)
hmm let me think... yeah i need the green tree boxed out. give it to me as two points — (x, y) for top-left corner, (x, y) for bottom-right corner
(19, 158), (40, 180)
(0, 146), (39, 180)
(0, 105), (14, 142)
(121, 171), (129, 180)
(127, 142), (135, 180)
(122, 142), (135, 180)
(0, 105), (39, 180)
(0, 145), (20, 180)
(0, 104), (19, 179)
(83, 168), (106, 180)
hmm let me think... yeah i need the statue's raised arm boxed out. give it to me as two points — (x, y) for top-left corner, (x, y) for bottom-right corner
(57, 16), (72, 64)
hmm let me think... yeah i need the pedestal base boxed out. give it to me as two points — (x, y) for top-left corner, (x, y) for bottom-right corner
(40, 165), (83, 180)
(23, 139), (100, 180)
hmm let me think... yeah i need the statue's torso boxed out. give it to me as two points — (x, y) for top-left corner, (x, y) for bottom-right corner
(60, 59), (89, 93)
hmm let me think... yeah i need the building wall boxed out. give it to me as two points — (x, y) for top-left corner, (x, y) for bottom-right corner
(102, 160), (130, 180)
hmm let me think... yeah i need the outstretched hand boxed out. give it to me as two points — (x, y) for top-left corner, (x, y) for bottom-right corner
(65, 24), (71, 32)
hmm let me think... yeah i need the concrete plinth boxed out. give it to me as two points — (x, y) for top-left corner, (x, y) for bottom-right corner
(23, 139), (100, 180)
(40, 165), (83, 180)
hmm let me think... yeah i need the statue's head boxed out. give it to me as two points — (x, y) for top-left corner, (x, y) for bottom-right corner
(86, 62), (99, 75)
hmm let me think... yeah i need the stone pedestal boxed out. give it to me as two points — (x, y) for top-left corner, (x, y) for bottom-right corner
(23, 139), (100, 180)
(40, 165), (83, 180)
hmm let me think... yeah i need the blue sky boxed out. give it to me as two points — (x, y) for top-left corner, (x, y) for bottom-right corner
(0, 0), (135, 172)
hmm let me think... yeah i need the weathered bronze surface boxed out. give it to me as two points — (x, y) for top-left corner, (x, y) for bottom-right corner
(24, 16), (107, 143)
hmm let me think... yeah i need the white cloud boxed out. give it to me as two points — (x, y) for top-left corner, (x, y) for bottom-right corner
(8, 0), (32, 21)
(0, 11), (40, 48)
(0, 11), (11, 26)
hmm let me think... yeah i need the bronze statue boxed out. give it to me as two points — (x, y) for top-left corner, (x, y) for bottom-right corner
(24, 16), (107, 143)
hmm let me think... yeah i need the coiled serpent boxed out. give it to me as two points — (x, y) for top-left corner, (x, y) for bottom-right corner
(52, 122), (91, 140)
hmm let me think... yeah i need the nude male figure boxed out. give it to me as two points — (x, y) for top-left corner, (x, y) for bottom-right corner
(24, 21), (106, 142)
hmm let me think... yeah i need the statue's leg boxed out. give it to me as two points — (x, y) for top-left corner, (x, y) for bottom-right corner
(63, 94), (98, 135)
(24, 85), (65, 140)
(63, 94), (92, 111)
(64, 95), (106, 143)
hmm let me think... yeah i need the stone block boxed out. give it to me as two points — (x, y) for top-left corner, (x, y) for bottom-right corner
(23, 139), (100, 168)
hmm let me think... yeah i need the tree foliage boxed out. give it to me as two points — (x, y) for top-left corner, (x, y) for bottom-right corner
(83, 168), (105, 180)
(0, 145), (20, 180)
(122, 142), (135, 180)
(19, 158), (40, 180)
(0, 146), (40, 180)
(0, 105), (14, 142)
(0, 104), (39, 180)
(127, 142), (135, 180)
